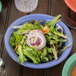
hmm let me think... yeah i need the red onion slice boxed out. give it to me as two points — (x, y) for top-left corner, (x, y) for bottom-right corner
(31, 38), (41, 46)
(26, 30), (46, 50)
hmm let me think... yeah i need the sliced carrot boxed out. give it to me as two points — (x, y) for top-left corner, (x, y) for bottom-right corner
(14, 42), (21, 51)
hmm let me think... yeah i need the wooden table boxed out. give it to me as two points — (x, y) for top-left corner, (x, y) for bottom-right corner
(0, 0), (76, 76)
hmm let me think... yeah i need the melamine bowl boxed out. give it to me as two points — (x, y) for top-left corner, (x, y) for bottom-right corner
(4, 14), (73, 69)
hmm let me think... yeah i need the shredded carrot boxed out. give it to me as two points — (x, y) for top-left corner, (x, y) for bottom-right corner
(43, 30), (49, 34)
(43, 32), (47, 34)
(43, 29), (49, 32)
(42, 24), (50, 34)
(14, 42), (21, 51)
(43, 29), (47, 31)
(45, 24), (49, 29)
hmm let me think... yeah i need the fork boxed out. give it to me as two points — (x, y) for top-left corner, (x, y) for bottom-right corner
(61, 13), (76, 29)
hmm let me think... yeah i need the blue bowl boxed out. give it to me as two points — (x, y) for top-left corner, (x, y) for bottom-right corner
(4, 14), (73, 69)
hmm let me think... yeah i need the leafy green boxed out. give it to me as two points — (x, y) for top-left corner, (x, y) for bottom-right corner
(50, 28), (67, 39)
(40, 47), (48, 62)
(10, 35), (16, 47)
(52, 45), (58, 60)
(10, 15), (72, 64)
(47, 48), (52, 53)
(59, 43), (72, 54)
(10, 31), (23, 47)
(45, 15), (67, 39)
(45, 15), (61, 28)
(22, 22), (43, 30)
(48, 56), (52, 61)
(21, 35), (27, 45)
(33, 20), (43, 29)
(18, 45), (27, 64)
(23, 46), (40, 64)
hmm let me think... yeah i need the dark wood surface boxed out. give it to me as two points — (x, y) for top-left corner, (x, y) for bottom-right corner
(0, 0), (76, 76)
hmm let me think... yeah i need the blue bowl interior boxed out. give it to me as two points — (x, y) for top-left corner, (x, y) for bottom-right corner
(4, 14), (73, 69)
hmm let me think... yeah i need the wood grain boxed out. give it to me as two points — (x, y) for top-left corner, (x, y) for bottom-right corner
(0, 0), (10, 57)
(1, 0), (76, 76)
(70, 10), (76, 55)
(50, 0), (68, 16)
(70, 30), (76, 54)
(69, 1), (76, 55)
(71, 11), (76, 21)
(31, 0), (49, 14)
(1, 0), (27, 76)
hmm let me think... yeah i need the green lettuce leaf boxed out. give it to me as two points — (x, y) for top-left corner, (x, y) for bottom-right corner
(18, 45), (27, 64)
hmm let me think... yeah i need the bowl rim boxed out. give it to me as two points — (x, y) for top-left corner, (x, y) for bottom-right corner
(62, 53), (76, 76)
(4, 14), (73, 69)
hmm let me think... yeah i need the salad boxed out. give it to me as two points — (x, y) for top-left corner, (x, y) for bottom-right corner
(10, 15), (71, 64)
